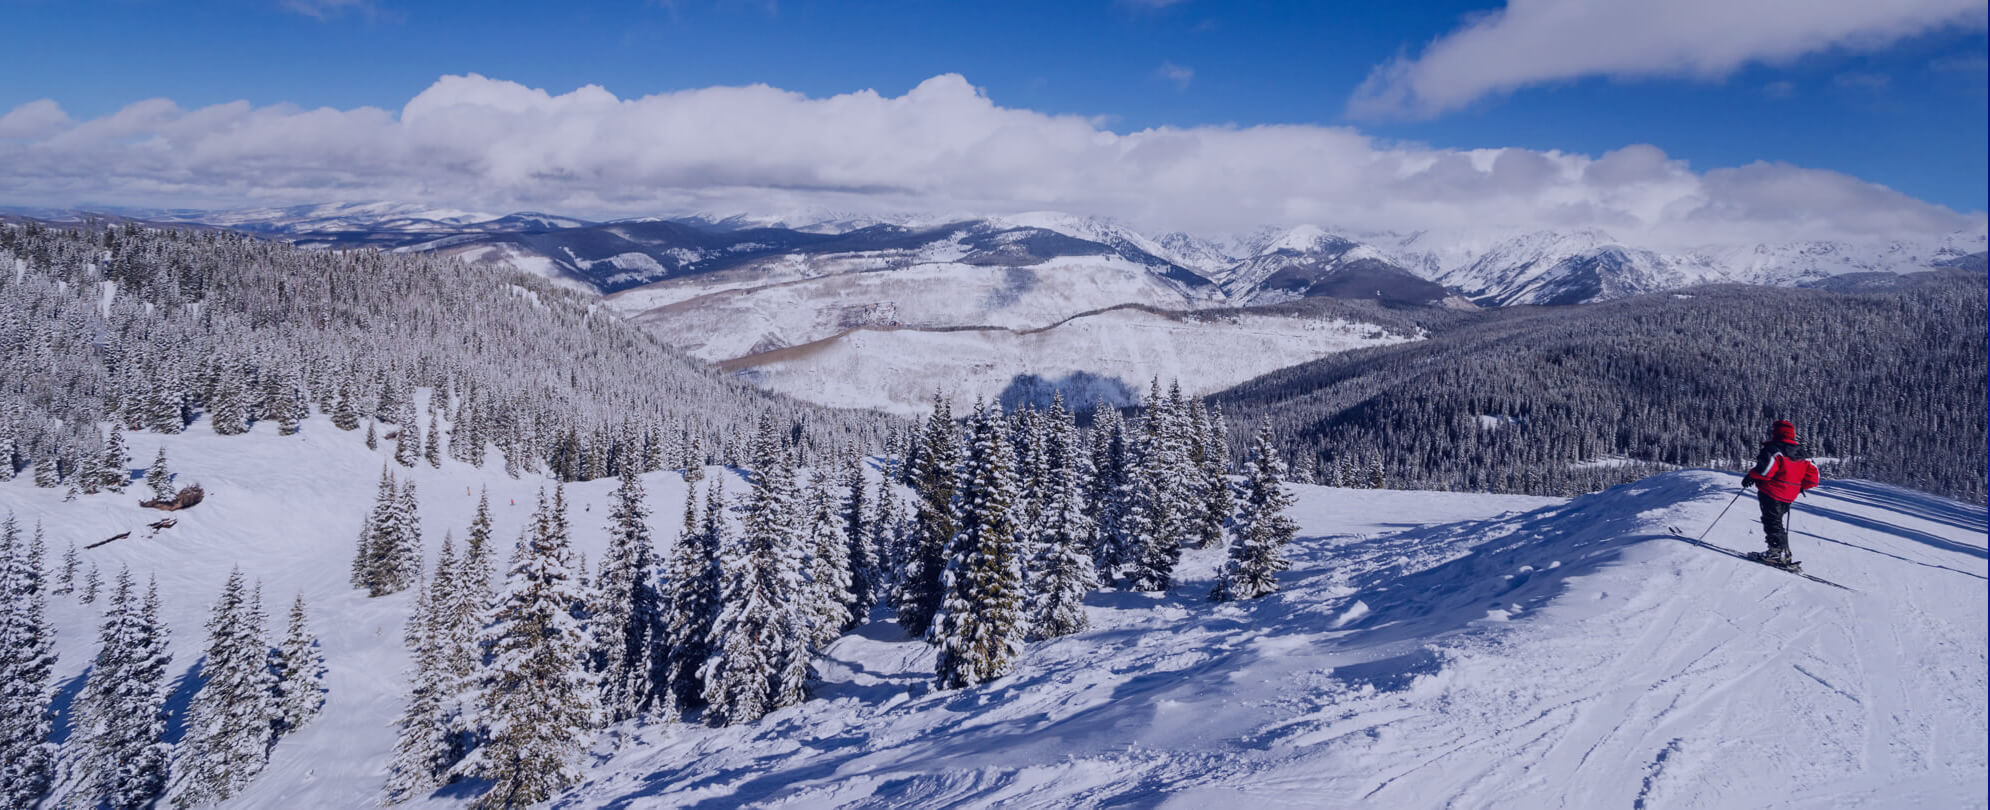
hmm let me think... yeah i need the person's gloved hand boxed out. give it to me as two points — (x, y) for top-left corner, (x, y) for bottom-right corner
(1741, 478), (1755, 490)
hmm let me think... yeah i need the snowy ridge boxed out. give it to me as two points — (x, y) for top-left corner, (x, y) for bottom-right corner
(2, 416), (1981, 808)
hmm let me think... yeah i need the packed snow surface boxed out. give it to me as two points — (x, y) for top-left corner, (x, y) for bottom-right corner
(2, 416), (1983, 808)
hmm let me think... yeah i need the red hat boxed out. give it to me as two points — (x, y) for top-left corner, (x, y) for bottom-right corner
(1770, 420), (1798, 443)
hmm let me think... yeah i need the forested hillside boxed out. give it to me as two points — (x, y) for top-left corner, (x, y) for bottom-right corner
(1212, 272), (1989, 502)
(0, 224), (889, 488)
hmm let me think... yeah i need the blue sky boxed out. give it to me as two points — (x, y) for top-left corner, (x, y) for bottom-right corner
(0, 0), (1984, 236)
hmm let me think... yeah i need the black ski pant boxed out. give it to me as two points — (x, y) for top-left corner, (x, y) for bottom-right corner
(1758, 492), (1792, 552)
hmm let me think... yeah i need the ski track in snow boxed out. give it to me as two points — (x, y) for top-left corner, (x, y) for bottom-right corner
(0, 413), (1982, 809)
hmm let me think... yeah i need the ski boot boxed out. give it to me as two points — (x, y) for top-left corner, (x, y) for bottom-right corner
(1746, 547), (1800, 572)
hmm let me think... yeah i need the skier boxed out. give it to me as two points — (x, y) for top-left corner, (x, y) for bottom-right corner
(1741, 420), (1820, 567)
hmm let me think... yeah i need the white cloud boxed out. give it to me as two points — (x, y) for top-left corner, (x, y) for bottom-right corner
(1157, 61), (1195, 90)
(0, 99), (71, 139)
(282, 0), (381, 20)
(0, 73), (1977, 243)
(1349, 0), (1987, 119)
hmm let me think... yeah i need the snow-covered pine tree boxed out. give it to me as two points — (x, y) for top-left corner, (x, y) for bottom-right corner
(366, 419), (379, 450)
(894, 394), (959, 638)
(591, 466), (660, 722)
(1212, 426), (1300, 602)
(394, 479), (425, 591)
(81, 563), (100, 603)
(55, 540), (78, 595)
(870, 475), (904, 593)
(32, 456), (57, 488)
(395, 403), (421, 468)
(931, 400), (1029, 689)
(355, 466), (398, 595)
(1028, 403), (1097, 641)
(1086, 400), (1129, 582)
(173, 569), (278, 808)
(656, 480), (722, 717)
(387, 572), (455, 803)
(424, 410), (443, 468)
(1188, 400), (1230, 550)
(1123, 381), (1193, 592)
(271, 594), (326, 736)
(459, 488), (498, 614)
(75, 569), (173, 809)
(0, 516), (57, 808)
(99, 424), (131, 492)
(803, 476), (855, 649)
(207, 362), (250, 435)
(841, 454), (879, 628)
(456, 488), (602, 809)
(700, 450), (808, 726)
(332, 386), (360, 431)
(146, 446), (175, 503)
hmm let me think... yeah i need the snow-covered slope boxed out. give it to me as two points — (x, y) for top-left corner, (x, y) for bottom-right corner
(4, 412), (1982, 808)
(722, 307), (1415, 415)
(1438, 230), (1734, 307)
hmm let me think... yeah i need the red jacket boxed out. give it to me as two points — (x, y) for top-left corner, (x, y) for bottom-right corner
(1747, 441), (1820, 503)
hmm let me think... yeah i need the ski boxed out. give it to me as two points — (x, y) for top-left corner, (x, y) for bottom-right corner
(1665, 528), (1856, 592)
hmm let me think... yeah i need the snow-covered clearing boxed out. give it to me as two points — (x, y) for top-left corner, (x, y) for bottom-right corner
(729, 308), (1411, 415)
(2, 419), (1982, 808)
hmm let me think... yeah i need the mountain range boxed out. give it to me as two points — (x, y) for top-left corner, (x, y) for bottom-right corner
(8, 201), (1982, 415)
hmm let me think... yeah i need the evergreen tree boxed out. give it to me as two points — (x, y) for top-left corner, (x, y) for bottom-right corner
(331, 387), (360, 431)
(81, 563), (100, 603)
(457, 488), (602, 809)
(75, 570), (173, 809)
(387, 573), (455, 803)
(55, 540), (79, 595)
(395, 405), (421, 468)
(458, 489), (498, 617)
(355, 465), (417, 596)
(146, 446), (175, 503)
(174, 569), (278, 808)
(802, 477), (855, 649)
(0, 516), (57, 808)
(870, 476), (904, 594)
(366, 420), (379, 451)
(208, 364), (250, 435)
(1212, 426), (1300, 602)
(1190, 401), (1231, 550)
(1086, 401), (1129, 582)
(700, 452), (808, 726)
(841, 454), (879, 628)
(100, 425), (131, 492)
(591, 466), (661, 722)
(424, 410), (443, 468)
(271, 594), (326, 737)
(931, 401), (1028, 690)
(1028, 406), (1097, 641)
(656, 481), (722, 717)
(894, 394), (959, 638)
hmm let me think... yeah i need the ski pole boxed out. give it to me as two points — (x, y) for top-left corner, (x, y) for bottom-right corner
(1698, 490), (1746, 542)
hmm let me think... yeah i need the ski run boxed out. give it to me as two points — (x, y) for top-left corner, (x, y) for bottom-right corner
(0, 395), (1982, 809)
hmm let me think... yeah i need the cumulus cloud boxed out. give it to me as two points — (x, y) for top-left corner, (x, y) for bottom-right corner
(1157, 61), (1195, 90)
(0, 73), (1977, 243)
(1350, 0), (1987, 119)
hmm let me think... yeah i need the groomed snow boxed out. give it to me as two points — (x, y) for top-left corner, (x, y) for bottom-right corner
(2, 414), (1982, 808)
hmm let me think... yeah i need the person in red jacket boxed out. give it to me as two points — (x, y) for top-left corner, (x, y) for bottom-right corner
(1742, 419), (1821, 566)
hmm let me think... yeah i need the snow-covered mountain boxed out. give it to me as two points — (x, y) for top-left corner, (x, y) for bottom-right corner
(1218, 225), (1456, 307)
(73, 202), (1984, 307)
(4, 411), (1981, 808)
